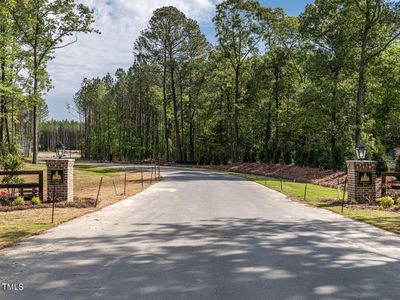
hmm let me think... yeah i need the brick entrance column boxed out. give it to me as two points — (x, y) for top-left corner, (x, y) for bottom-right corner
(346, 160), (377, 202)
(46, 159), (75, 202)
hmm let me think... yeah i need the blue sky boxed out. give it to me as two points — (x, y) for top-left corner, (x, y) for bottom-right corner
(46, 0), (314, 120)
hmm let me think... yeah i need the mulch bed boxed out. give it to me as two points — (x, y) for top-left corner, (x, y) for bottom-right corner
(0, 198), (96, 212)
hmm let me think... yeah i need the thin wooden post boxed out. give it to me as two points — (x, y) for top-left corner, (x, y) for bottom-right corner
(341, 178), (347, 214)
(304, 183), (308, 201)
(141, 168), (144, 189)
(280, 178), (283, 191)
(51, 184), (56, 224)
(95, 177), (103, 208)
(150, 166), (153, 184)
(382, 173), (387, 196)
(124, 173), (127, 196)
(38, 171), (43, 201)
(113, 180), (118, 196)
(264, 173), (267, 186)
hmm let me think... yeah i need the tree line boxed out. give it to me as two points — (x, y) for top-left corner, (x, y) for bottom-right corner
(0, 0), (97, 163)
(75, 0), (400, 170)
(3, 0), (399, 171)
(40, 119), (81, 151)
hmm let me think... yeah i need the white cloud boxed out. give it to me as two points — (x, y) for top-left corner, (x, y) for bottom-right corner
(46, 0), (216, 120)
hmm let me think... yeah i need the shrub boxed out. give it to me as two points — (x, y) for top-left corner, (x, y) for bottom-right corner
(0, 191), (9, 206)
(377, 196), (394, 209)
(0, 152), (23, 172)
(371, 152), (388, 175)
(31, 197), (41, 205)
(14, 196), (25, 206)
(1, 149), (24, 197)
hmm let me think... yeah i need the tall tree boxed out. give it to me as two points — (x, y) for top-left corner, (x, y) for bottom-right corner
(0, 0), (24, 151)
(352, 0), (400, 145)
(13, 0), (97, 163)
(214, 0), (262, 162)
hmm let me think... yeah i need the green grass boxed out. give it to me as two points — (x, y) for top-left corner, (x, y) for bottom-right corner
(75, 166), (130, 176)
(0, 223), (52, 244)
(234, 173), (400, 235)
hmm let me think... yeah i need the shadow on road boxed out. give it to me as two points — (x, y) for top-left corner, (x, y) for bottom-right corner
(1, 218), (399, 299)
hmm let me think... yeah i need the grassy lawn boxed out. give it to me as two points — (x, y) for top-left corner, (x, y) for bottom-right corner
(235, 173), (400, 235)
(0, 163), (156, 249)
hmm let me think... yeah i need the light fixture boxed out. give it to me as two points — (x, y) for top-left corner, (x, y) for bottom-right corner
(355, 143), (367, 160)
(55, 143), (66, 159)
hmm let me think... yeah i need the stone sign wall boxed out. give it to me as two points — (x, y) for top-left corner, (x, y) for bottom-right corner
(346, 160), (377, 202)
(46, 159), (74, 202)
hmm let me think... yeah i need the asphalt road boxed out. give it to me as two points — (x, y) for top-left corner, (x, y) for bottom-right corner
(1, 167), (400, 300)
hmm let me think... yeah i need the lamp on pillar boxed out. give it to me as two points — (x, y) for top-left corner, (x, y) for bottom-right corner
(355, 144), (367, 160)
(55, 143), (66, 159)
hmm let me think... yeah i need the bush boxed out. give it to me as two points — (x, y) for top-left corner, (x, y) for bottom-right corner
(0, 191), (9, 206)
(14, 196), (25, 206)
(371, 152), (388, 175)
(31, 197), (41, 205)
(0, 149), (23, 193)
(0, 152), (23, 172)
(377, 196), (394, 209)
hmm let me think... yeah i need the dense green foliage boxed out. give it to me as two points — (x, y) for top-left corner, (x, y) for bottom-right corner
(74, 1), (400, 169)
(0, 0), (97, 163)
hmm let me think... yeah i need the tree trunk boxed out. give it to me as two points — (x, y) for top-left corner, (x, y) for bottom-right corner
(32, 66), (39, 164)
(264, 100), (272, 162)
(233, 66), (240, 162)
(169, 58), (182, 161)
(355, 30), (368, 147)
(0, 56), (5, 147)
(188, 86), (194, 161)
(162, 58), (169, 161)
(273, 65), (280, 162)
(179, 83), (185, 161)
(331, 68), (340, 167)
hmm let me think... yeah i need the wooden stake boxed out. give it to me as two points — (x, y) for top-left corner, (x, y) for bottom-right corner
(141, 168), (144, 189)
(304, 183), (308, 201)
(51, 184), (56, 224)
(113, 180), (118, 196)
(124, 173), (127, 196)
(95, 177), (103, 208)
(337, 176), (340, 201)
(341, 178), (347, 214)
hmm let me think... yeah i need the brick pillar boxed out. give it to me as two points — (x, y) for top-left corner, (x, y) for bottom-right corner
(346, 160), (377, 202)
(46, 159), (75, 202)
